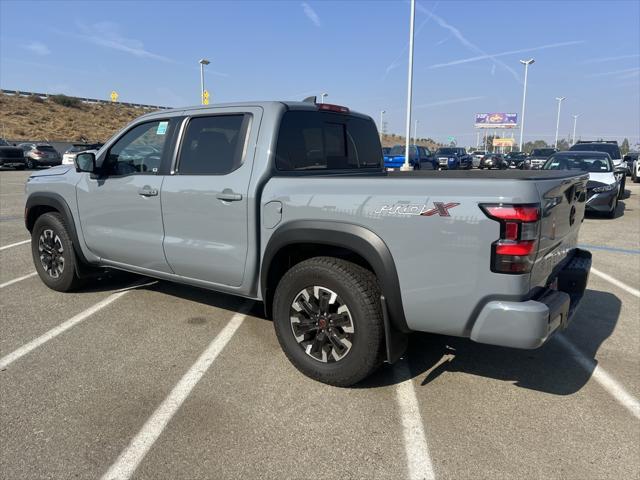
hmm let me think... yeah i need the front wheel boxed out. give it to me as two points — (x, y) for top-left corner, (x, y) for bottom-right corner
(31, 212), (84, 291)
(617, 176), (626, 199)
(607, 197), (618, 219)
(272, 257), (385, 387)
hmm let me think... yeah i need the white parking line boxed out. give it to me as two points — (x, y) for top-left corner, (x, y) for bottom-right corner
(0, 271), (36, 289)
(394, 362), (436, 480)
(0, 286), (140, 370)
(557, 335), (640, 420)
(0, 239), (30, 251)
(101, 304), (250, 480)
(591, 267), (640, 298)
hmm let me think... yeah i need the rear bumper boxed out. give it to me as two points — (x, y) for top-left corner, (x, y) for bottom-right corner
(0, 156), (26, 167)
(470, 249), (591, 349)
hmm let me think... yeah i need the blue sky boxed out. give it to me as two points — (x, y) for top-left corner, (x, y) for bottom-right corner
(1, 0), (639, 146)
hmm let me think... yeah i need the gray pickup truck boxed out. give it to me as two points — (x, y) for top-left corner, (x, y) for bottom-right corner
(24, 100), (592, 386)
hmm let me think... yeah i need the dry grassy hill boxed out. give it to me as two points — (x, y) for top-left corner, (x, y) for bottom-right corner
(0, 93), (155, 142)
(0, 93), (444, 150)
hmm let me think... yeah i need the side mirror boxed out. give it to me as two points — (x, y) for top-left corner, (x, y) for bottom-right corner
(75, 152), (96, 173)
(614, 165), (627, 174)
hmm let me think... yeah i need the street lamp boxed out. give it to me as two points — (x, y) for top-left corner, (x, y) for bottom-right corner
(320, 92), (328, 104)
(572, 114), (580, 145)
(554, 96), (566, 148)
(414, 119), (419, 145)
(379, 110), (386, 139)
(199, 58), (210, 105)
(401, 0), (416, 171)
(518, 58), (534, 152)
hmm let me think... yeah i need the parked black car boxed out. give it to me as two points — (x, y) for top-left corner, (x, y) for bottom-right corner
(505, 151), (529, 169)
(569, 142), (625, 199)
(479, 153), (509, 169)
(0, 139), (26, 169)
(623, 152), (638, 176)
(18, 143), (62, 169)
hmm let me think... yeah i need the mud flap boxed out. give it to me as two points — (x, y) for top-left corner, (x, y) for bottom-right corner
(381, 295), (408, 364)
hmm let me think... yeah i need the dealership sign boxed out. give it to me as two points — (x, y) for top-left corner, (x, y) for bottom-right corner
(493, 138), (515, 147)
(475, 113), (518, 128)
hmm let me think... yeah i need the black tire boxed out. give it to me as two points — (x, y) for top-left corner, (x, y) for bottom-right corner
(25, 158), (35, 169)
(617, 176), (626, 199)
(31, 212), (84, 292)
(606, 197), (618, 219)
(272, 257), (385, 387)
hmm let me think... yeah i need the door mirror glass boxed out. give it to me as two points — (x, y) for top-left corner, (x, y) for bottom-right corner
(75, 152), (96, 173)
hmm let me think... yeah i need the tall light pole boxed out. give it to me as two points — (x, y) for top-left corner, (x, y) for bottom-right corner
(414, 119), (419, 144)
(199, 58), (210, 104)
(518, 58), (535, 152)
(554, 96), (566, 148)
(572, 114), (579, 145)
(320, 92), (328, 104)
(401, 0), (416, 171)
(379, 110), (386, 139)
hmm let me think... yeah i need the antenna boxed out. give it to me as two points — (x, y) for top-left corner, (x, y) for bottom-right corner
(302, 96), (317, 104)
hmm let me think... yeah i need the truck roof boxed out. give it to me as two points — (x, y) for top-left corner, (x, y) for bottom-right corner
(139, 101), (372, 121)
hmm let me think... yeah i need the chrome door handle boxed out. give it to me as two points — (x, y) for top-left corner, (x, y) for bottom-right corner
(138, 186), (158, 197)
(216, 190), (243, 202)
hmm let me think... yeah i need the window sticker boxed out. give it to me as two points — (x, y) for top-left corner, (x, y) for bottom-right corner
(156, 121), (168, 135)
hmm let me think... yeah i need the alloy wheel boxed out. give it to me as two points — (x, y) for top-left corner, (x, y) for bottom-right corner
(289, 286), (355, 363)
(38, 229), (65, 278)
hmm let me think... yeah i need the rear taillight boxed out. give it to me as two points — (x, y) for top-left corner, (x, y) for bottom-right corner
(33, 150), (44, 156)
(481, 203), (540, 274)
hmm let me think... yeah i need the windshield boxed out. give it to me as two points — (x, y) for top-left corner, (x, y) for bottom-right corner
(436, 148), (457, 155)
(389, 145), (405, 155)
(37, 146), (57, 152)
(543, 154), (612, 172)
(570, 143), (621, 159)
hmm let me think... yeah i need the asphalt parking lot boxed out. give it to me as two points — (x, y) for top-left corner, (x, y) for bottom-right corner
(1, 169), (638, 480)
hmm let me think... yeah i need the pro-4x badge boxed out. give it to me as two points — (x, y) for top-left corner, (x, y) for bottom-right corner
(374, 202), (460, 217)
(420, 202), (460, 217)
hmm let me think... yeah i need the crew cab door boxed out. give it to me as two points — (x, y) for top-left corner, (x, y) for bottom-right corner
(76, 118), (180, 272)
(160, 108), (261, 287)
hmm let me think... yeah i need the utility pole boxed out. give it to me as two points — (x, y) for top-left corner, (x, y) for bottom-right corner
(572, 114), (579, 145)
(379, 110), (386, 139)
(518, 58), (535, 152)
(401, 0), (416, 171)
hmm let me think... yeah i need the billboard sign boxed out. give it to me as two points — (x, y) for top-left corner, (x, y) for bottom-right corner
(475, 113), (518, 128)
(493, 138), (515, 147)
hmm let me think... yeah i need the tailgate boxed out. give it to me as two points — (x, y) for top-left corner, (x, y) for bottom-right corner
(530, 173), (588, 289)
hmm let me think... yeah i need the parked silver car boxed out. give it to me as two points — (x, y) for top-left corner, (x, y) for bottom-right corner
(18, 143), (61, 169)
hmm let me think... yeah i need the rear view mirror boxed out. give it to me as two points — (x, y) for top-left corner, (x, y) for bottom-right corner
(75, 152), (96, 173)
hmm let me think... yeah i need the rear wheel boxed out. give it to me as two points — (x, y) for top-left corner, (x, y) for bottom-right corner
(273, 257), (385, 387)
(25, 158), (35, 169)
(31, 212), (84, 291)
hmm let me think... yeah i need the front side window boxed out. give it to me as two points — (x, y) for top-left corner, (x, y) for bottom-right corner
(275, 111), (382, 171)
(177, 115), (247, 175)
(105, 120), (174, 175)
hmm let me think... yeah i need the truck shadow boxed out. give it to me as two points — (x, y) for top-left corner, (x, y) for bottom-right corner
(361, 288), (621, 395)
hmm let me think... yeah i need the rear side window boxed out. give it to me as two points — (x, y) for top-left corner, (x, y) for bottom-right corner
(177, 115), (248, 175)
(275, 111), (382, 171)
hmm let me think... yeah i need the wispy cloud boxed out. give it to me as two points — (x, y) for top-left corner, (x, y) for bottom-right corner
(581, 54), (640, 64)
(416, 96), (485, 108)
(383, 0), (441, 79)
(56, 21), (173, 62)
(301, 2), (321, 27)
(428, 41), (585, 69)
(586, 67), (640, 78)
(416, 3), (520, 82)
(23, 41), (50, 56)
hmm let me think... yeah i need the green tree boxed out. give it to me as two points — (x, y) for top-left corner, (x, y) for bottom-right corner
(621, 138), (630, 155)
